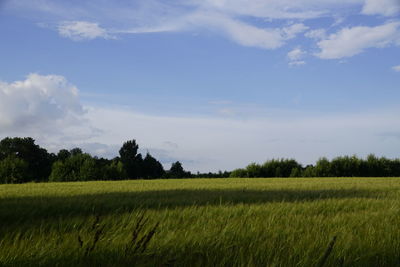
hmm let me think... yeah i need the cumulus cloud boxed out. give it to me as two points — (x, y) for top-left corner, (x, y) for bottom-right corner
(0, 74), (84, 131)
(392, 65), (400, 72)
(0, 73), (98, 146)
(362, 0), (400, 16)
(316, 21), (400, 59)
(58, 21), (113, 41)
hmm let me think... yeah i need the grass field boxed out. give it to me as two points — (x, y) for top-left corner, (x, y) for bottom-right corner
(0, 178), (399, 266)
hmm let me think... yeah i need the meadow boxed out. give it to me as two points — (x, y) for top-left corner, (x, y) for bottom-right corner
(0, 178), (399, 266)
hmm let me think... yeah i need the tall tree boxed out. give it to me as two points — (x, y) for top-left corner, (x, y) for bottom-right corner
(142, 153), (165, 179)
(119, 140), (142, 179)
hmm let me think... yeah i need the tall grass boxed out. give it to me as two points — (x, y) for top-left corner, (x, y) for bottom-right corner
(0, 178), (399, 266)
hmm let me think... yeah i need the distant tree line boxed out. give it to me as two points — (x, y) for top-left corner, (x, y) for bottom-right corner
(1, 137), (400, 184)
(0, 137), (194, 183)
(229, 156), (400, 178)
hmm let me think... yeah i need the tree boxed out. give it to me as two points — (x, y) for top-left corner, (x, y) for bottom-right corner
(49, 153), (98, 182)
(119, 140), (143, 179)
(70, 148), (83, 156)
(229, 168), (248, 178)
(0, 155), (29, 183)
(0, 137), (52, 181)
(57, 149), (71, 161)
(80, 156), (98, 181)
(103, 160), (126, 180)
(168, 161), (190, 178)
(142, 153), (165, 179)
(314, 157), (331, 177)
(290, 168), (302, 177)
(246, 163), (263, 178)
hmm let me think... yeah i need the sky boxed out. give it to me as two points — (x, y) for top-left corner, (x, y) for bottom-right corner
(0, 0), (399, 172)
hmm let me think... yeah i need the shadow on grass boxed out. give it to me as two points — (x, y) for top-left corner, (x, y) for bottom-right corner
(0, 188), (383, 229)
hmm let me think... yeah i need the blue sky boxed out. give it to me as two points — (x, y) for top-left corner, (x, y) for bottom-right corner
(0, 0), (399, 172)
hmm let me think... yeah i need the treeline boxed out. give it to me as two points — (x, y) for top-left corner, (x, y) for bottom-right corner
(0, 137), (195, 183)
(1, 137), (400, 184)
(230, 156), (400, 178)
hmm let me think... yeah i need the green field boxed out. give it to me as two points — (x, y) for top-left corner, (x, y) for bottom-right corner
(1, 178), (400, 266)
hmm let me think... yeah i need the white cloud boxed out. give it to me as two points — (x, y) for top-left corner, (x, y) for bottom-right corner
(11, 0), (400, 59)
(331, 16), (345, 27)
(287, 47), (306, 66)
(58, 21), (113, 41)
(196, 0), (364, 20)
(0, 74), (95, 141)
(188, 12), (285, 49)
(316, 21), (400, 59)
(50, 9), (309, 49)
(362, 0), (400, 16)
(288, 61), (306, 67)
(287, 47), (305, 61)
(282, 23), (309, 39)
(305, 29), (327, 40)
(393, 65), (400, 72)
(152, 12), (310, 50)
(8, 0), (367, 22)
(6, 0), (372, 51)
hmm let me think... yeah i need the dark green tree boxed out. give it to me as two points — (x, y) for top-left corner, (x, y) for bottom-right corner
(168, 161), (190, 178)
(57, 149), (71, 161)
(49, 153), (97, 182)
(119, 140), (143, 179)
(142, 153), (165, 179)
(0, 137), (52, 181)
(70, 148), (83, 156)
(0, 155), (29, 183)
(314, 157), (331, 177)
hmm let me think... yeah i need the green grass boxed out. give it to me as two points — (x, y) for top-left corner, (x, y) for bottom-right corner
(1, 178), (400, 266)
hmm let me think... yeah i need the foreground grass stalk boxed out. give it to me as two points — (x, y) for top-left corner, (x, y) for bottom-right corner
(317, 236), (337, 267)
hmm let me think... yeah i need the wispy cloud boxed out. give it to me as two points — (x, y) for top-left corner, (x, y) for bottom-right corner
(6, 0), (400, 60)
(287, 47), (306, 66)
(58, 21), (113, 41)
(316, 21), (400, 59)
(288, 61), (306, 67)
(362, 0), (400, 16)
(392, 65), (400, 72)
(304, 29), (327, 40)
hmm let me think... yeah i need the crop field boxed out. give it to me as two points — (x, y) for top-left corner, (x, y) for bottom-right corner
(0, 178), (400, 266)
